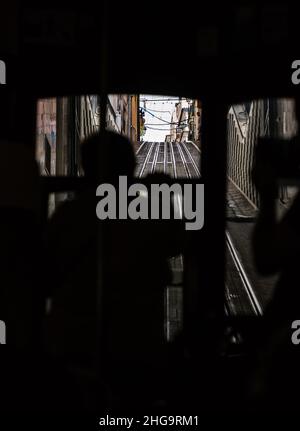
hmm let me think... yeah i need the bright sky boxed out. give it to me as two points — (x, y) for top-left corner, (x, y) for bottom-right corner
(140, 94), (179, 142)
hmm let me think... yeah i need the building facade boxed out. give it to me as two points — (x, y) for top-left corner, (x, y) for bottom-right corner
(170, 98), (202, 145)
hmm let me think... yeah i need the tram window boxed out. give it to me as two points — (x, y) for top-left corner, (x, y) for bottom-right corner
(135, 95), (201, 179)
(225, 98), (298, 317)
(37, 94), (201, 344)
(35, 94), (202, 179)
(36, 96), (100, 177)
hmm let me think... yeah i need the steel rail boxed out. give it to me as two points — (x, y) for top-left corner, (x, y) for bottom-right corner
(186, 140), (201, 153)
(169, 141), (177, 179)
(139, 142), (155, 177)
(176, 142), (191, 178)
(181, 141), (201, 177)
(151, 142), (160, 174)
(225, 231), (263, 316)
(136, 141), (147, 155)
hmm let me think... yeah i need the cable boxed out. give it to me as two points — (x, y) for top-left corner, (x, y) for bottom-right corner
(144, 108), (172, 113)
(145, 122), (189, 126)
(145, 126), (173, 131)
(142, 107), (173, 124)
(142, 107), (189, 127)
(140, 98), (180, 102)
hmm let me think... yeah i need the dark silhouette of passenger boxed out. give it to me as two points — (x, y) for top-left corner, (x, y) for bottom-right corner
(0, 142), (45, 349)
(249, 97), (300, 411)
(252, 99), (300, 318)
(45, 130), (184, 409)
(0, 141), (51, 410)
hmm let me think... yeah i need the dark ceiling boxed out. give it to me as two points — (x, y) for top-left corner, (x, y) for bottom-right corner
(1, 1), (300, 101)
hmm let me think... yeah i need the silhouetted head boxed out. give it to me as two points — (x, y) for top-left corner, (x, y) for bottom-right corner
(80, 130), (136, 181)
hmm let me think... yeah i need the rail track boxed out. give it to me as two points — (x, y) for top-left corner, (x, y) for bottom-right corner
(136, 141), (201, 178)
(136, 141), (262, 318)
(225, 231), (263, 316)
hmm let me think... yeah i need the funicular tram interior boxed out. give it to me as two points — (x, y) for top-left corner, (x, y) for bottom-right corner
(0, 1), (300, 415)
